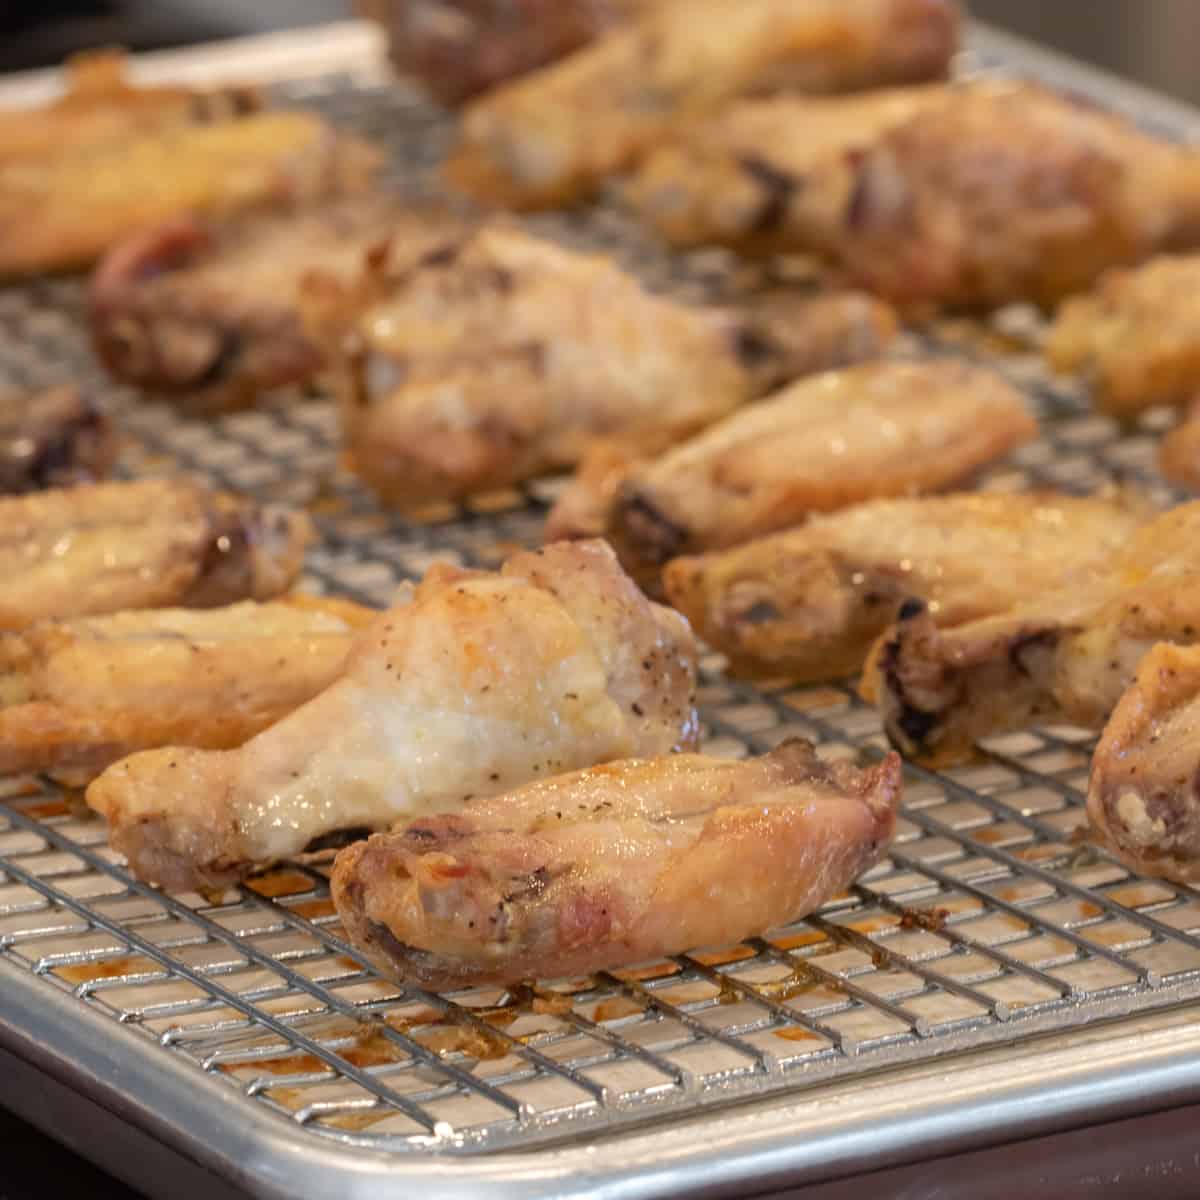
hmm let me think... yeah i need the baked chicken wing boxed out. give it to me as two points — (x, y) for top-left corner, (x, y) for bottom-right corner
(664, 491), (1149, 682)
(0, 596), (373, 785)
(0, 479), (310, 630)
(643, 81), (1200, 309)
(445, 0), (960, 209)
(90, 199), (457, 411)
(0, 386), (116, 494)
(87, 540), (698, 893)
(625, 84), (950, 251)
(332, 739), (901, 989)
(1047, 255), (1200, 418)
(864, 501), (1200, 763)
(0, 111), (380, 276)
(312, 224), (895, 508)
(1088, 642), (1200, 884)
(579, 361), (1034, 585)
(0, 49), (258, 164)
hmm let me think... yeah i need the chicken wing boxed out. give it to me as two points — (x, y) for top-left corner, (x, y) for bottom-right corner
(0, 596), (374, 785)
(445, 0), (960, 209)
(625, 85), (951, 251)
(332, 739), (901, 989)
(86, 540), (698, 893)
(311, 224), (895, 508)
(864, 501), (1200, 764)
(664, 491), (1149, 682)
(0, 479), (310, 630)
(0, 386), (116, 494)
(0, 49), (258, 164)
(90, 199), (458, 411)
(1047, 255), (1200, 418)
(0, 111), (380, 276)
(735, 82), (1200, 310)
(587, 361), (1035, 585)
(1088, 642), (1200, 884)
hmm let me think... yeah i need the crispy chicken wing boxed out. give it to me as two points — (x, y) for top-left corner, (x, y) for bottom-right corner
(0, 49), (258, 164)
(311, 224), (895, 508)
(87, 540), (698, 893)
(864, 501), (1200, 763)
(0, 386), (116, 494)
(90, 199), (458, 411)
(0, 479), (310, 630)
(588, 361), (1035, 585)
(652, 82), (1200, 312)
(0, 596), (373, 785)
(664, 491), (1149, 682)
(625, 85), (950, 250)
(445, 0), (960, 209)
(0, 111), (380, 277)
(1047, 255), (1200, 417)
(1088, 642), (1200, 884)
(332, 739), (901, 988)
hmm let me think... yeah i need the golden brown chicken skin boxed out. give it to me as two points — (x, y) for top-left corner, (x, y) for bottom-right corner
(791, 83), (1200, 310)
(314, 224), (895, 508)
(595, 361), (1035, 585)
(0, 386), (116, 494)
(0, 479), (311, 630)
(332, 739), (901, 989)
(625, 85), (951, 251)
(0, 111), (380, 276)
(0, 49), (258, 164)
(445, 0), (960, 209)
(0, 596), (374, 785)
(89, 199), (458, 412)
(864, 501), (1200, 764)
(664, 491), (1149, 682)
(1047, 255), (1200, 418)
(87, 540), (698, 894)
(1088, 642), (1200, 884)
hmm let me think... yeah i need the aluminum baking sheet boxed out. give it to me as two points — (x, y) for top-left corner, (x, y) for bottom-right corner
(3, 21), (1200, 1200)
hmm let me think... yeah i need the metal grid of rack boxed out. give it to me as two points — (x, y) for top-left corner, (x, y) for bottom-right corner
(3, 25), (1200, 1177)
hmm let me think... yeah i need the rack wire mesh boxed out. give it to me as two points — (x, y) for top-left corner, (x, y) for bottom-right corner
(4, 37), (1200, 1163)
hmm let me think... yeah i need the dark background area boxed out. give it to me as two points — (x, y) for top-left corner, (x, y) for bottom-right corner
(1, 1), (1198, 1197)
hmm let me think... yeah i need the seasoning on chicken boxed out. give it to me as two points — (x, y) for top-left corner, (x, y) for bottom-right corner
(87, 540), (698, 893)
(332, 739), (901, 988)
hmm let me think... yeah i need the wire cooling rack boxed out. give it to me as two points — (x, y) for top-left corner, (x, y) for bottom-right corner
(5, 25), (1200, 1195)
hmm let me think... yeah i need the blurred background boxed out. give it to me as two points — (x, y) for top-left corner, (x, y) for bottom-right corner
(2, 0), (1200, 106)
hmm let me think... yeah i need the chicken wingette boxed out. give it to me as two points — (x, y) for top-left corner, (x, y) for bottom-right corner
(664, 491), (1149, 681)
(333, 739), (901, 988)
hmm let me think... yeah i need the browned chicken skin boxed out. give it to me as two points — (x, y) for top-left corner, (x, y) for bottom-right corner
(625, 84), (952, 251)
(89, 199), (460, 412)
(585, 361), (1035, 585)
(864, 501), (1200, 764)
(1160, 403), (1200, 490)
(1088, 642), (1200, 884)
(332, 739), (901, 989)
(0, 596), (374, 784)
(445, 0), (959, 209)
(312, 223), (895, 508)
(1047, 255), (1200, 418)
(0, 386), (116, 494)
(631, 79), (1200, 308)
(0, 479), (311, 630)
(0, 111), (380, 276)
(664, 491), (1149, 682)
(87, 541), (698, 894)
